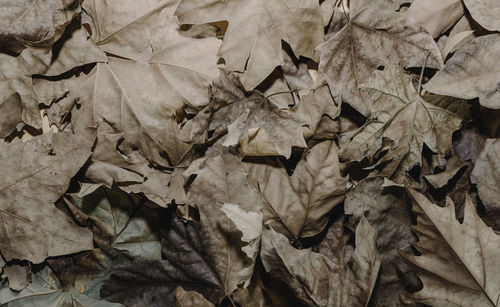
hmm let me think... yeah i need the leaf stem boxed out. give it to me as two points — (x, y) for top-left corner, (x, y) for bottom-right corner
(418, 50), (430, 95)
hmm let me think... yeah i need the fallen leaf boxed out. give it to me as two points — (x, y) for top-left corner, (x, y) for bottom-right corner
(0, 131), (95, 263)
(2, 263), (31, 291)
(424, 34), (500, 109)
(0, 265), (122, 306)
(0, 0), (81, 53)
(345, 177), (418, 306)
(406, 0), (464, 38)
(471, 138), (500, 224)
(174, 287), (214, 307)
(462, 0), (500, 32)
(317, 0), (442, 116)
(402, 187), (500, 306)
(260, 217), (380, 306)
(175, 0), (324, 90)
(339, 64), (462, 183)
(249, 140), (347, 240)
(101, 214), (252, 306)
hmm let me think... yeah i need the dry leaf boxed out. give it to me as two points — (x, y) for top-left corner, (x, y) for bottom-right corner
(260, 218), (380, 306)
(462, 0), (500, 32)
(402, 187), (500, 306)
(250, 140), (347, 240)
(339, 64), (462, 182)
(0, 0), (81, 53)
(317, 0), (443, 116)
(424, 34), (500, 109)
(175, 0), (323, 90)
(406, 0), (464, 38)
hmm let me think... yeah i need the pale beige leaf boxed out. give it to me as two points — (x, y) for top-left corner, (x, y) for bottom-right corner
(187, 73), (306, 159)
(424, 162), (468, 189)
(471, 138), (500, 217)
(406, 0), (464, 38)
(84, 0), (220, 111)
(3, 263), (30, 291)
(0, 54), (41, 131)
(317, 0), (442, 116)
(424, 34), (500, 109)
(402, 188), (500, 306)
(339, 64), (462, 183)
(0, 131), (94, 263)
(175, 287), (214, 307)
(0, 0), (80, 53)
(249, 141), (347, 240)
(345, 177), (418, 306)
(21, 26), (107, 76)
(441, 30), (476, 60)
(221, 203), (263, 270)
(176, 0), (324, 90)
(260, 217), (380, 306)
(463, 0), (500, 32)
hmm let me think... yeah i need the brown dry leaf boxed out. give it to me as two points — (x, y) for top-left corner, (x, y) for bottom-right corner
(175, 0), (323, 90)
(0, 0), (80, 53)
(424, 162), (468, 189)
(339, 64), (462, 183)
(471, 138), (500, 222)
(402, 187), (500, 306)
(186, 73), (306, 159)
(260, 217), (380, 306)
(317, 0), (443, 116)
(83, 0), (220, 112)
(249, 140), (347, 240)
(424, 34), (500, 109)
(345, 177), (418, 306)
(0, 53), (41, 132)
(101, 212), (253, 306)
(2, 263), (31, 291)
(462, 0), (500, 32)
(406, 0), (464, 38)
(175, 287), (214, 307)
(0, 131), (94, 263)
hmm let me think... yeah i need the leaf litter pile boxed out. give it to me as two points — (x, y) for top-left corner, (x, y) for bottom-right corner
(0, 0), (499, 306)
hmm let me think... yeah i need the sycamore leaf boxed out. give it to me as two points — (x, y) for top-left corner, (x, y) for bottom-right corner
(249, 140), (347, 240)
(70, 187), (163, 260)
(317, 0), (443, 116)
(0, 53), (41, 131)
(0, 265), (123, 307)
(0, 0), (81, 53)
(345, 177), (418, 306)
(2, 263), (31, 291)
(83, 0), (220, 111)
(21, 25), (107, 76)
(406, 0), (464, 38)
(174, 287), (214, 307)
(462, 0), (500, 32)
(186, 73), (306, 159)
(402, 187), (500, 306)
(339, 64), (462, 183)
(175, 0), (324, 90)
(471, 138), (500, 218)
(260, 218), (380, 307)
(424, 34), (500, 109)
(101, 214), (252, 306)
(0, 130), (95, 263)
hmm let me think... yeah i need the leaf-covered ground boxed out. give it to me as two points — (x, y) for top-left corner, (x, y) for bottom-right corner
(0, 0), (499, 306)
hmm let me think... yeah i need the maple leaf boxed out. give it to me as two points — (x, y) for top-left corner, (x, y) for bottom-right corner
(175, 0), (324, 90)
(401, 187), (500, 306)
(339, 64), (462, 183)
(249, 140), (347, 240)
(317, 0), (442, 116)
(101, 212), (252, 306)
(0, 0), (81, 53)
(185, 72), (307, 159)
(0, 131), (94, 264)
(424, 34), (500, 109)
(260, 218), (380, 306)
